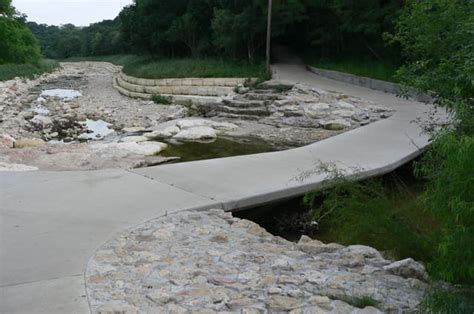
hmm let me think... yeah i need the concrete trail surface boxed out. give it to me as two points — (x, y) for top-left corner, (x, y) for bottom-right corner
(0, 62), (443, 313)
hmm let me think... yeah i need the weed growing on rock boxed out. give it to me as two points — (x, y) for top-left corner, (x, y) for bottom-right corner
(151, 94), (172, 105)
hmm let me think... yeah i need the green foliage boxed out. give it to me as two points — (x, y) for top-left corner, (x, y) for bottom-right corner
(304, 56), (399, 82)
(65, 55), (264, 79)
(0, 59), (59, 81)
(0, 0), (40, 65)
(0, 0), (13, 16)
(415, 133), (474, 284)
(304, 174), (437, 262)
(28, 19), (124, 59)
(387, 0), (474, 133)
(417, 289), (474, 314)
(297, 0), (402, 61)
(0, 17), (40, 64)
(151, 94), (172, 105)
(349, 296), (378, 309)
(24, 0), (404, 65)
(389, 0), (474, 285)
(120, 56), (264, 79)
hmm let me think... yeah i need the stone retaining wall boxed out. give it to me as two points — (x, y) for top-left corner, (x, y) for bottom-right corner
(114, 71), (255, 103)
(306, 65), (431, 102)
(113, 76), (220, 104)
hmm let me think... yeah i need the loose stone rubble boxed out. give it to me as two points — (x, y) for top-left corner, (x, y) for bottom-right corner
(86, 209), (429, 313)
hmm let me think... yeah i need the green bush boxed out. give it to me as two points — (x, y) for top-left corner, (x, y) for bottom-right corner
(417, 289), (474, 314)
(389, 0), (474, 285)
(0, 16), (40, 64)
(304, 56), (399, 83)
(415, 133), (474, 284)
(0, 59), (59, 81)
(304, 173), (437, 262)
(151, 94), (172, 105)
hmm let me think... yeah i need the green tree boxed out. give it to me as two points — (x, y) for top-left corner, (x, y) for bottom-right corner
(0, 0), (40, 64)
(0, 0), (13, 16)
(389, 0), (474, 284)
(167, 13), (201, 56)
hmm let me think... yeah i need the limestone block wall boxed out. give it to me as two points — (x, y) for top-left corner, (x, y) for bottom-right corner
(115, 71), (254, 100)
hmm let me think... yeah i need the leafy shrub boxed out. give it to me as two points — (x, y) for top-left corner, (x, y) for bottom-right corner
(415, 133), (474, 284)
(389, 0), (474, 284)
(0, 16), (40, 64)
(151, 94), (172, 105)
(0, 59), (59, 81)
(417, 289), (474, 314)
(304, 171), (437, 262)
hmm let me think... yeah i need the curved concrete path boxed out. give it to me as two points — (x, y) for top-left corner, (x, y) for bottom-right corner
(0, 63), (443, 313)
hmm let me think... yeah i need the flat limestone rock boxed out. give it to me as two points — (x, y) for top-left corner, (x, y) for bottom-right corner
(122, 127), (147, 133)
(91, 142), (168, 156)
(0, 161), (38, 172)
(323, 119), (352, 131)
(173, 126), (217, 141)
(144, 126), (180, 139)
(119, 136), (149, 143)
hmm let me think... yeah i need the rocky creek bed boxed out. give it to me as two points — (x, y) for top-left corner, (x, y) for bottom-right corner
(1, 62), (394, 171)
(87, 209), (431, 313)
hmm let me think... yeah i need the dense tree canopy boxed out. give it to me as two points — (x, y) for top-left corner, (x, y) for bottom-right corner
(28, 19), (123, 59)
(27, 0), (404, 63)
(0, 0), (40, 64)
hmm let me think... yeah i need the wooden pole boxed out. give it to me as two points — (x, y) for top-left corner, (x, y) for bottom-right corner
(266, 0), (273, 78)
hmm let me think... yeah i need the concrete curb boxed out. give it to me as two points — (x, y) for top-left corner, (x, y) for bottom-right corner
(306, 65), (431, 102)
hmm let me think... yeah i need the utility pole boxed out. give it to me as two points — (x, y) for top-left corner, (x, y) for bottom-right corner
(266, 0), (273, 78)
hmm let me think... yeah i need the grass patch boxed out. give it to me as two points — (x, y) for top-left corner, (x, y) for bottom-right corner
(64, 55), (266, 80)
(303, 53), (399, 83)
(303, 163), (439, 263)
(0, 59), (59, 81)
(417, 289), (474, 314)
(346, 296), (378, 309)
(151, 94), (172, 105)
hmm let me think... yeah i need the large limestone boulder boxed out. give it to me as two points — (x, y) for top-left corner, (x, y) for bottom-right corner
(91, 142), (168, 156)
(144, 126), (180, 140)
(0, 134), (16, 149)
(323, 119), (352, 131)
(173, 126), (217, 141)
(176, 119), (238, 132)
(383, 258), (430, 282)
(119, 136), (149, 143)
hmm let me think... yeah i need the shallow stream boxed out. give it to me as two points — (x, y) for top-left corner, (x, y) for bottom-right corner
(160, 137), (277, 162)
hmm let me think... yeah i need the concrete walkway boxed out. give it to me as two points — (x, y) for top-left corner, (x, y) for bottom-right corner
(0, 63), (441, 313)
